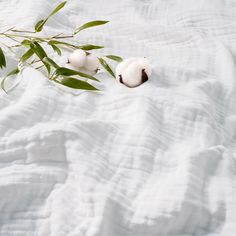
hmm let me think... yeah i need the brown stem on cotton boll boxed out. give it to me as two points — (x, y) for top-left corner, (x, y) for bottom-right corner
(141, 69), (148, 83)
(115, 58), (152, 88)
(119, 75), (124, 84)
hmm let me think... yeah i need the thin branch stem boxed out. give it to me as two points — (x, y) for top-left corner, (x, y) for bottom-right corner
(11, 29), (36, 34)
(0, 32), (74, 41)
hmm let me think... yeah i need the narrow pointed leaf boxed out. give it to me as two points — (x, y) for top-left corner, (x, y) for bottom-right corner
(43, 57), (59, 69)
(50, 44), (62, 56)
(105, 55), (123, 62)
(77, 44), (104, 50)
(74, 20), (109, 34)
(21, 39), (32, 46)
(48, 40), (75, 48)
(0, 47), (6, 69)
(48, 1), (67, 18)
(30, 42), (50, 74)
(55, 67), (99, 81)
(35, 1), (67, 32)
(20, 49), (34, 62)
(99, 58), (115, 78)
(55, 77), (98, 91)
(35, 20), (45, 32)
(1, 68), (19, 93)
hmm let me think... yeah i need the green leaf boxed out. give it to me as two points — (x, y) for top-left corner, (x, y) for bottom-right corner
(21, 39), (32, 46)
(34, 1), (67, 32)
(30, 42), (50, 74)
(105, 55), (123, 62)
(1, 68), (19, 93)
(34, 19), (45, 32)
(20, 49), (34, 62)
(55, 67), (99, 82)
(99, 58), (115, 78)
(30, 42), (47, 59)
(55, 77), (99, 91)
(74, 20), (109, 34)
(50, 44), (62, 56)
(47, 1), (67, 18)
(48, 40), (74, 48)
(43, 57), (59, 69)
(77, 44), (104, 50)
(48, 41), (103, 51)
(0, 47), (6, 69)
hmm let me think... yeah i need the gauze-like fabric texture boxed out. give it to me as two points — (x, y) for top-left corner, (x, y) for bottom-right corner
(0, 0), (236, 235)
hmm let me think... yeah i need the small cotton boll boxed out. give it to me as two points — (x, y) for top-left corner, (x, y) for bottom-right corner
(78, 67), (97, 76)
(68, 49), (87, 68)
(121, 62), (143, 87)
(65, 63), (78, 71)
(116, 57), (151, 87)
(115, 57), (138, 80)
(84, 53), (100, 72)
(137, 58), (152, 77)
(66, 63), (97, 76)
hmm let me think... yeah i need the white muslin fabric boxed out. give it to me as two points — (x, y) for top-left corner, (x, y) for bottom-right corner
(0, 0), (236, 235)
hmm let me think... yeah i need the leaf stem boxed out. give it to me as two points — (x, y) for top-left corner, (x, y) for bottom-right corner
(0, 32), (74, 41)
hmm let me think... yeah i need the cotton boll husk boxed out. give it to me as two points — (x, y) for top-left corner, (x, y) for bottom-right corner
(115, 58), (137, 80)
(84, 54), (100, 72)
(68, 49), (87, 68)
(121, 62), (143, 87)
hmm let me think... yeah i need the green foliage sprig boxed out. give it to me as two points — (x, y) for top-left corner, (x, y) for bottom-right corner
(0, 1), (122, 92)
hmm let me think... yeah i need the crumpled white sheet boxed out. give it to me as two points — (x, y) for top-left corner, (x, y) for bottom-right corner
(0, 0), (236, 235)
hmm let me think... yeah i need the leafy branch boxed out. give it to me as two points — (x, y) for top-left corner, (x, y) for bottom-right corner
(0, 1), (122, 93)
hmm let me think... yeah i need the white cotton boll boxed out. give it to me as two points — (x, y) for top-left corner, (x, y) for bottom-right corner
(65, 63), (97, 76)
(116, 57), (151, 87)
(115, 57), (137, 80)
(138, 58), (152, 77)
(65, 63), (78, 71)
(121, 63), (143, 87)
(84, 53), (100, 72)
(68, 49), (87, 68)
(77, 67), (97, 76)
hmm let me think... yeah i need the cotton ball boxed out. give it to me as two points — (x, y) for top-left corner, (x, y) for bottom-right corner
(65, 63), (78, 71)
(77, 67), (97, 76)
(68, 49), (87, 68)
(116, 57), (151, 87)
(115, 57), (137, 80)
(137, 58), (152, 77)
(84, 53), (100, 72)
(65, 62), (96, 76)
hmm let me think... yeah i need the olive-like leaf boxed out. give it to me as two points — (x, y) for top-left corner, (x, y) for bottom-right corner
(99, 58), (115, 78)
(48, 40), (74, 48)
(77, 44), (104, 50)
(48, 1), (67, 18)
(55, 67), (99, 82)
(21, 39), (32, 46)
(30, 42), (50, 74)
(1, 68), (20, 93)
(43, 57), (59, 69)
(0, 47), (6, 69)
(74, 20), (109, 34)
(35, 1), (67, 32)
(30, 42), (47, 59)
(50, 44), (62, 56)
(20, 49), (34, 62)
(34, 20), (45, 32)
(105, 55), (123, 62)
(55, 77), (99, 91)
